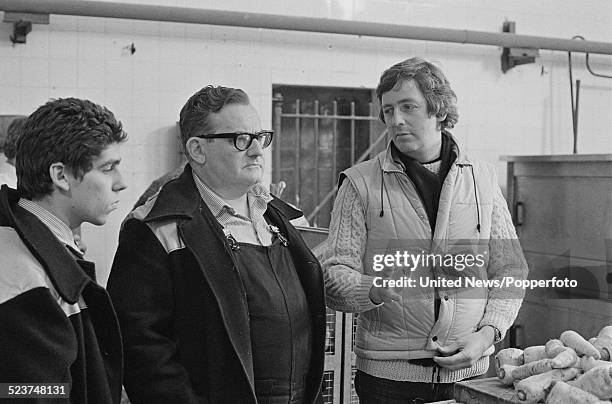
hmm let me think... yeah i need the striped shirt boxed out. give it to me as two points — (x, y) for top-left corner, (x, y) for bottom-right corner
(18, 198), (82, 255)
(192, 172), (273, 246)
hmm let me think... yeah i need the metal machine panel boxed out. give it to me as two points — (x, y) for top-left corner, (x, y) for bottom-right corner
(503, 154), (612, 347)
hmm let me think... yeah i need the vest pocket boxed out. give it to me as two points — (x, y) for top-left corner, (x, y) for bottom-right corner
(447, 297), (487, 340)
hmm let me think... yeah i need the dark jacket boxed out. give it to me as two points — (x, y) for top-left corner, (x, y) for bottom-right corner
(108, 165), (326, 404)
(0, 185), (123, 404)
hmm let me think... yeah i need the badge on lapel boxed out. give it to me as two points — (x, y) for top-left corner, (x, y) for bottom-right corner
(269, 225), (288, 247)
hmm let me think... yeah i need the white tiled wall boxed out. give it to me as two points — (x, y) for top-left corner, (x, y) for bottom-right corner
(1, 0), (611, 284)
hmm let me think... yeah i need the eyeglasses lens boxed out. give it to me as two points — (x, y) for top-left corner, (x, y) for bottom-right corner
(235, 134), (251, 150)
(235, 132), (272, 151)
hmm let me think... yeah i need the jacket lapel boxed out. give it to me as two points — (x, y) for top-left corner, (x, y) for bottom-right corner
(0, 186), (90, 304)
(179, 210), (255, 388)
(150, 168), (255, 392)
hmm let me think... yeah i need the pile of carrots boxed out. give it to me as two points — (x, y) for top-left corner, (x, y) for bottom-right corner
(495, 326), (612, 403)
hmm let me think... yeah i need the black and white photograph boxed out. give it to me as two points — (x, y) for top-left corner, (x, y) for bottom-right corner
(0, 0), (611, 403)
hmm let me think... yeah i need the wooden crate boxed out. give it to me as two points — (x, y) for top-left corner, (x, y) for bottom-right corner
(454, 377), (520, 404)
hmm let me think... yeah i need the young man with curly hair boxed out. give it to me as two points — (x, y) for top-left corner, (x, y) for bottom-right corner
(0, 98), (127, 404)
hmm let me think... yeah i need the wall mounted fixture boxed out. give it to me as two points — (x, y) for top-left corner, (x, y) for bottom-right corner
(501, 21), (539, 73)
(10, 20), (31, 43)
(2, 11), (48, 44)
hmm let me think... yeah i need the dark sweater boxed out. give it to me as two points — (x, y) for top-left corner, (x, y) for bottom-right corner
(392, 131), (457, 231)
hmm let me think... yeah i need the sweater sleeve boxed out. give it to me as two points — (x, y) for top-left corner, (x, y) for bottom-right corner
(478, 185), (529, 339)
(107, 218), (206, 404)
(317, 180), (379, 313)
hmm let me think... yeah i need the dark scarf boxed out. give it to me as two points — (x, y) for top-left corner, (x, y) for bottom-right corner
(391, 131), (457, 231)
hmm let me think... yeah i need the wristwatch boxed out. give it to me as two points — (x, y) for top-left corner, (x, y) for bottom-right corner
(480, 325), (502, 344)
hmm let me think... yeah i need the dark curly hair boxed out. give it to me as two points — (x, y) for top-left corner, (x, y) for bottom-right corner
(4, 116), (27, 163)
(376, 57), (458, 130)
(179, 85), (250, 152)
(16, 98), (127, 199)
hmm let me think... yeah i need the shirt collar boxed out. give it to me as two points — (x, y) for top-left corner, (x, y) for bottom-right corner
(192, 171), (228, 218)
(192, 171), (272, 219)
(17, 198), (81, 253)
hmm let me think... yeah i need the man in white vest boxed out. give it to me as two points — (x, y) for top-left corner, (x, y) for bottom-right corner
(319, 57), (528, 403)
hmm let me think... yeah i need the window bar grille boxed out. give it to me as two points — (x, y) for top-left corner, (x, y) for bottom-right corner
(331, 100), (338, 189)
(321, 370), (334, 404)
(294, 99), (301, 207)
(313, 99), (320, 227)
(325, 308), (335, 355)
(368, 102), (376, 156)
(350, 366), (359, 403)
(272, 93), (283, 183)
(350, 101), (356, 166)
(341, 313), (357, 403)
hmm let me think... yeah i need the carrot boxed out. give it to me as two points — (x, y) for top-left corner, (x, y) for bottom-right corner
(515, 368), (581, 403)
(523, 345), (548, 363)
(496, 348), (524, 369)
(551, 347), (578, 369)
(512, 358), (554, 380)
(560, 330), (601, 359)
(545, 381), (609, 404)
(569, 365), (612, 399)
(579, 356), (612, 372)
(591, 335), (612, 361)
(598, 326), (612, 339)
(546, 339), (566, 358)
(498, 364), (519, 385)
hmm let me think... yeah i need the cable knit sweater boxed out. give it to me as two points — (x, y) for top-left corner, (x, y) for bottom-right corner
(317, 149), (528, 383)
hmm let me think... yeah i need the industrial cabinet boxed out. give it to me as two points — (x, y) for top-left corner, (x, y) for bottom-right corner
(503, 154), (612, 348)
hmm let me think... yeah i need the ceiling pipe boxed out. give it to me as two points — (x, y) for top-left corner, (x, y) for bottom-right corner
(1, 0), (612, 55)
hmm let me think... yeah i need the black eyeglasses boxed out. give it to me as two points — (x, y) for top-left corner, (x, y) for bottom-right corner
(196, 130), (274, 151)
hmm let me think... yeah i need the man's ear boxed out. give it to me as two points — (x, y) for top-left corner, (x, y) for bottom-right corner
(49, 162), (70, 192)
(436, 113), (447, 130)
(186, 137), (207, 165)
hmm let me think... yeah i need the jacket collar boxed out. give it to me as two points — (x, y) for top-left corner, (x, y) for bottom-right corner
(379, 130), (472, 173)
(0, 185), (91, 304)
(144, 164), (201, 223)
(144, 164), (305, 223)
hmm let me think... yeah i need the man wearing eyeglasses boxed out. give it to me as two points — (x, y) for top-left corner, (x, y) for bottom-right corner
(108, 85), (325, 404)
